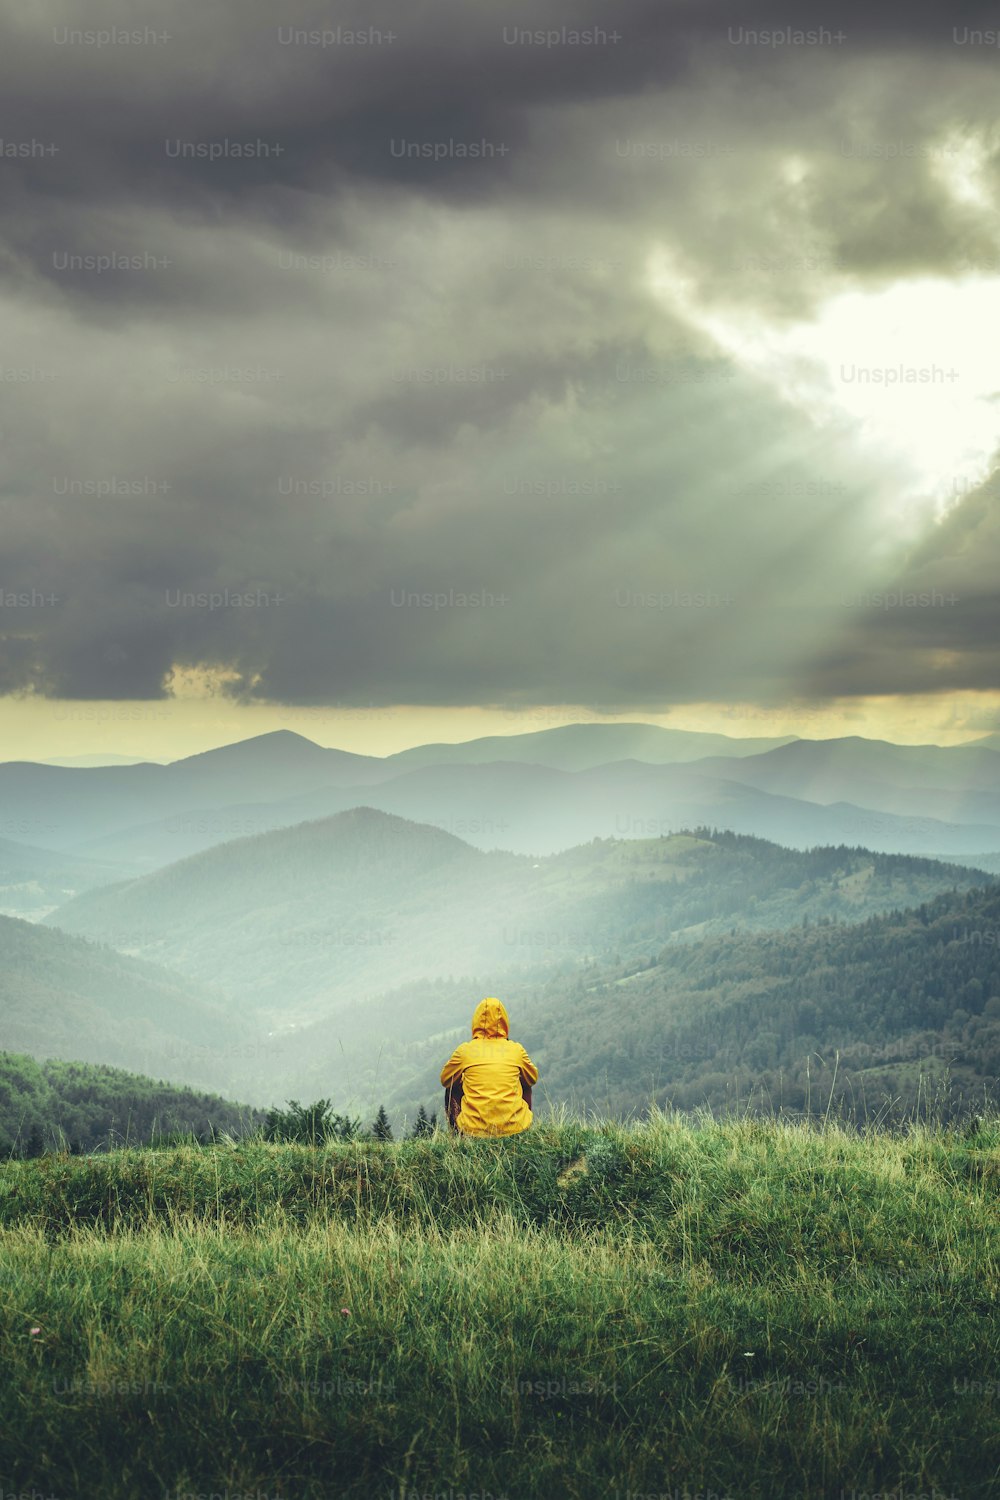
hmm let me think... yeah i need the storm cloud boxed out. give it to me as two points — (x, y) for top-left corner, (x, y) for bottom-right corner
(2, 0), (999, 712)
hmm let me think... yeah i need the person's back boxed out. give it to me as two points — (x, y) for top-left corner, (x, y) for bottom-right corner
(440, 997), (538, 1137)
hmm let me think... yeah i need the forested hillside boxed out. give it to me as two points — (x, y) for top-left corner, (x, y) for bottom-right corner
(371, 882), (1000, 1128)
(0, 1052), (263, 1156)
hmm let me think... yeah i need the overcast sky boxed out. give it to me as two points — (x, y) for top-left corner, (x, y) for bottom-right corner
(3, 0), (1000, 759)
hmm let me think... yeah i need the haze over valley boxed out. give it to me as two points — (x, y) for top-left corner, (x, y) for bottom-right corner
(2, 722), (998, 1132)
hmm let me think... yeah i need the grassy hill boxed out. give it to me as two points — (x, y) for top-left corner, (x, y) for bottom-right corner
(43, 816), (993, 1030)
(0, 1113), (997, 1498)
(0, 1051), (263, 1155)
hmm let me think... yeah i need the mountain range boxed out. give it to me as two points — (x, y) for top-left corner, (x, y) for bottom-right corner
(36, 812), (992, 1093)
(4, 725), (1000, 877)
(5, 721), (1000, 1121)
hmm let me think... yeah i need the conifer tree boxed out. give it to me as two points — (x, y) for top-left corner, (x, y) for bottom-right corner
(371, 1105), (393, 1142)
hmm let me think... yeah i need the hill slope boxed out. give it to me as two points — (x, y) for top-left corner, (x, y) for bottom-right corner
(0, 1051), (263, 1155)
(0, 1118), (995, 1497)
(0, 837), (130, 920)
(0, 913), (255, 1090)
(495, 881), (1000, 1124)
(268, 881), (1000, 1127)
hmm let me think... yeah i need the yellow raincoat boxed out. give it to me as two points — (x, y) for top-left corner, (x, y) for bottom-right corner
(440, 998), (538, 1137)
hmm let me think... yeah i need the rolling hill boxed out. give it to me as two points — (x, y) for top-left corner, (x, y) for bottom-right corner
(73, 756), (1000, 872)
(0, 912), (257, 1091)
(44, 811), (993, 1034)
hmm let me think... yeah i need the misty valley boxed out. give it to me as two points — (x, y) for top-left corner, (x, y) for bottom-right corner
(3, 721), (1000, 1148)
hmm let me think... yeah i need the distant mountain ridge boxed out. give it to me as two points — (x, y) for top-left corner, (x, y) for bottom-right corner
(384, 722), (799, 769)
(0, 730), (396, 851)
(5, 724), (1000, 869)
(691, 736), (1000, 826)
(0, 723), (794, 856)
(39, 754), (168, 768)
(52, 755), (1000, 872)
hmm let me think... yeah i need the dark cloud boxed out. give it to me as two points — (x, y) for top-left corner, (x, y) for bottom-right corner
(1, 0), (999, 712)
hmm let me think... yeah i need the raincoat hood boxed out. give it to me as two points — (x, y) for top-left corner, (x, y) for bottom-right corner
(471, 997), (509, 1040)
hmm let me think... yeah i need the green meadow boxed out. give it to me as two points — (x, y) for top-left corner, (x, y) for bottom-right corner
(1, 1111), (998, 1499)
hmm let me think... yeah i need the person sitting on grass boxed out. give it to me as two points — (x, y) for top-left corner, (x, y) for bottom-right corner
(440, 997), (538, 1137)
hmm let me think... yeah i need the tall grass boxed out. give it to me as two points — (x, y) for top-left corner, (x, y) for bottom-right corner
(1, 1110), (997, 1499)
